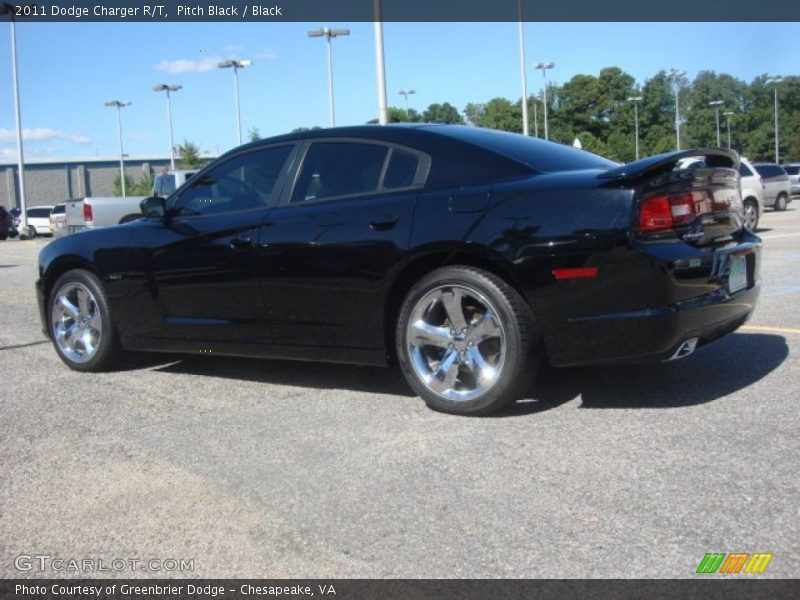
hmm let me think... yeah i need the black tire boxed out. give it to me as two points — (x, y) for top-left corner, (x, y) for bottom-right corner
(395, 266), (540, 416)
(775, 193), (788, 212)
(47, 269), (122, 372)
(743, 199), (759, 232)
(0, 233), (7, 241)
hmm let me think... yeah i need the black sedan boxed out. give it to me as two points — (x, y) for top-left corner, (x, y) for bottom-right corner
(36, 125), (760, 415)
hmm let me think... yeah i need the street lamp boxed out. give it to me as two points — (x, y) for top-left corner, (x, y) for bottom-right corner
(218, 59), (252, 145)
(2, 3), (31, 237)
(153, 84), (182, 170)
(627, 96), (643, 160)
(104, 100), (131, 197)
(307, 27), (350, 127)
(723, 111), (734, 150)
(397, 89), (415, 117)
(765, 76), (784, 163)
(517, 1), (529, 136)
(534, 61), (554, 140)
(667, 68), (685, 151)
(708, 100), (724, 147)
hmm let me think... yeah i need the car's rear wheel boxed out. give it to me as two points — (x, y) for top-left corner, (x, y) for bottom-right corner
(742, 199), (759, 232)
(775, 193), (788, 212)
(396, 266), (539, 415)
(48, 269), (121, 372)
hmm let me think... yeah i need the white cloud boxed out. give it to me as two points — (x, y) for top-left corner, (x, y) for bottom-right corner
(254, 49), (278, 60)
(0, 128), (90, 145)
(155, 55), (222, 74)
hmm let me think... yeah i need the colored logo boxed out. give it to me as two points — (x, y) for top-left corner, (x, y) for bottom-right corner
(696, 552), (773, 574)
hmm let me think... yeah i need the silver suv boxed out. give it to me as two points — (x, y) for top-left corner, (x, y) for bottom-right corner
(782, 163), (800, 197)
(753, 163), (792, 211)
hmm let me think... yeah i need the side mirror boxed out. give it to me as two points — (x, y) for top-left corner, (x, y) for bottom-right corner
(140, 196), (166, 218)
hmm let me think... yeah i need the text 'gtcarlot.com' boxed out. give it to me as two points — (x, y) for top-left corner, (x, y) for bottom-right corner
(14, 554), (194, 572)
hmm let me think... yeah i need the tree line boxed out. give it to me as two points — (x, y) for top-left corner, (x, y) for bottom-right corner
(363, 68), (800, 163)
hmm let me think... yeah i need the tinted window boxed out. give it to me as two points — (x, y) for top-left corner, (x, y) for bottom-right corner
(739, 164), (754, 177)
(383, 150), (420, 189)
(27, 208), (52, 218)
(173, 145), (293, 216)
(51, 205), (65, 214)
(784, 166), (800, 175)
(292, 142), (388, 203)
(431, 126), (617, 172)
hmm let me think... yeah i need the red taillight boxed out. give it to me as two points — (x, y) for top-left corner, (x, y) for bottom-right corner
(638, 191), (712, 232)
(83, 202), (93, 223)
(552, 267), (598, 280)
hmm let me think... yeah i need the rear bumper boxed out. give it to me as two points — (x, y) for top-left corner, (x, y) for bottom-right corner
(542, 232), (761, 367)
(549, 284), (758, 366)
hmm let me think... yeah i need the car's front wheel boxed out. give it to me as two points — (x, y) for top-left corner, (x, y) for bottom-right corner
(396, 266), (539, 415)
(48, 269), (121, 372)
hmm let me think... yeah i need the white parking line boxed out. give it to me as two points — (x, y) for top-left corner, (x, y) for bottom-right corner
(759, 232), (800, 240)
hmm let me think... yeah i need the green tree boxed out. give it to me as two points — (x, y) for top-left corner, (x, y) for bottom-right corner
(421, 102), (464, 124)
(176, 140), (205, 169)
(248, 127), (262, 142)
(112, 172), (154, 196)
(465, 98), (521, 132)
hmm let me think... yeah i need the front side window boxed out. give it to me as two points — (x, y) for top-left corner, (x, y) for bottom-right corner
(291, 142), (389, 203)
(172, 145), (293, 216)
(739, 164), (754, 178)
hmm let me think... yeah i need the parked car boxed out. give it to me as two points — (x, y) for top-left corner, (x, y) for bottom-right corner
(753, 163), (792, 211)
(24, 205), (54, 237)
(50, 203), (66, 236)
(36, 126), (761, 416)
(676, 155), (763, 231)
(0, 206), (15, 240)
(65, 196), (146, 233)
(781, 163), (800, 196)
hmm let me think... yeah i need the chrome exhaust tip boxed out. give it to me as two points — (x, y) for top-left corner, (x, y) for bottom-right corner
(667, 337), (699, 361)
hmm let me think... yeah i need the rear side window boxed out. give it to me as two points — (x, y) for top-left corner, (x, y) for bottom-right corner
(383, 150), (420, 189)
(51, 205), (65, 214)
(784, 166), (800, 175)
(27, 208), (51, 218)
(739, 164), (754, 177)
(292, 142), (388, 203)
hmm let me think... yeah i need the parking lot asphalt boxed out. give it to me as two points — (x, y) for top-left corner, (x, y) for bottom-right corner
(1, 208), (798, 579)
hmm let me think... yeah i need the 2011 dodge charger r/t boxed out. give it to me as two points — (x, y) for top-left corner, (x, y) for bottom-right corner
(36, 125), (761, 415)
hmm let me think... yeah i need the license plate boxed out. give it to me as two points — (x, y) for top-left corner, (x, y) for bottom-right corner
(728, 255), (747, 294)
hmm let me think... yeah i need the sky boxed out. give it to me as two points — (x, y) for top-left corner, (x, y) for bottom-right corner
(0, 21), (798, 162)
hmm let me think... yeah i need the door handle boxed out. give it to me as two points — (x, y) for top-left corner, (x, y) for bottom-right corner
(230, 236), (254, 249)
(369, 216), (399, 231)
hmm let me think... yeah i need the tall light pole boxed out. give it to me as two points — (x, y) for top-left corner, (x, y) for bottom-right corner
(708, 100), (723, 147)
(723, 111), (734, 150)
(153, 84), (181, 170)
(627, 96), (643, 160)
(3, 3), (31, 236)
(397, 89), (415, 117)
(534, 61), (554, 140)
(218, 59), (252, 145)
(766, 77), (784, 163)
(517, 1), (529, 135)
(373, 0), (388, 125)
(667, 68), (685, 150)
(104, 100), (131, 197)
(307, 27), (350, 127)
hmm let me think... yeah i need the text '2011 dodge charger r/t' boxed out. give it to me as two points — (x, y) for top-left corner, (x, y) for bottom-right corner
(36, 125), (761, 415)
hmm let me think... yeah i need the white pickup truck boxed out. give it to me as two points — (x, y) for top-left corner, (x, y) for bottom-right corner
(65, 196), (146, 233)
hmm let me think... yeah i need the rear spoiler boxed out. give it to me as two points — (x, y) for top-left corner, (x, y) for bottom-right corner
(598, 148), (740, 182)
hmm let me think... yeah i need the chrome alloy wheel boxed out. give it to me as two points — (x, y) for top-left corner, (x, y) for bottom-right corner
(743, 201), (758, 232)
(406, 284), (506, 402)
(51, 282), (102, 363)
